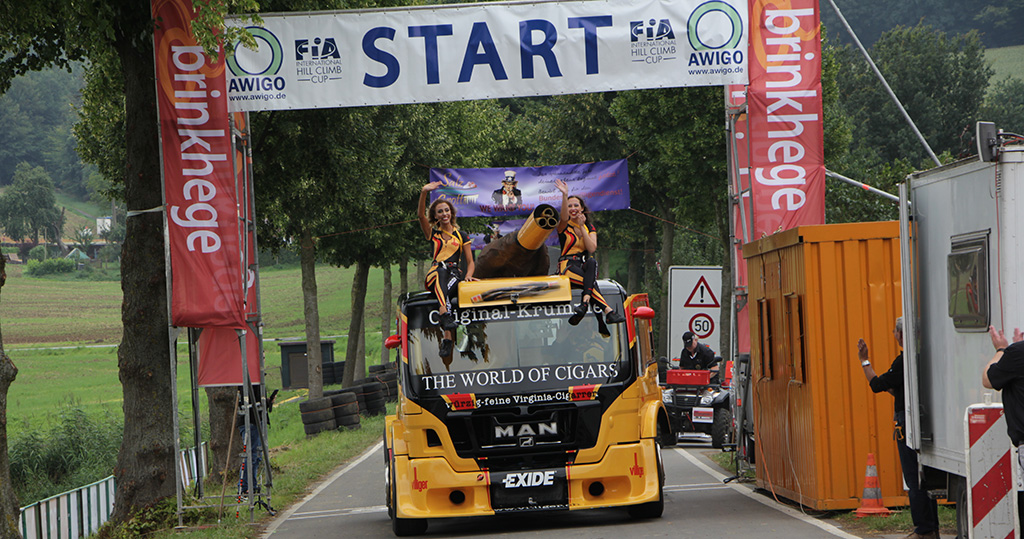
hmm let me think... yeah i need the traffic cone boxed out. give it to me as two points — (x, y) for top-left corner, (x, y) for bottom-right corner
(855, 453), (892, 517)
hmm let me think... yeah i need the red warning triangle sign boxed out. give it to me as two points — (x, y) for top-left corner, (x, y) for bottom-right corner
(684, 276), (720, 308)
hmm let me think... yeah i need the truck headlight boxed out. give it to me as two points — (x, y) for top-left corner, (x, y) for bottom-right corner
(662, 389), (673, 403)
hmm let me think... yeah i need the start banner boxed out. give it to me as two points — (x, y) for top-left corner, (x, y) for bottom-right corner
(225, 0), (749, 111)
(154, 0), (246, 328)
(428, 159), (629, 218)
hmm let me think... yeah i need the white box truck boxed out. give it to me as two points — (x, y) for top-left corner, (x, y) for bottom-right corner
(900, 127), (1024, 535)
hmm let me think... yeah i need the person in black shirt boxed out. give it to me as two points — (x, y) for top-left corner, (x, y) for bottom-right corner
(677, 331), (719, 381)
(983, 324), (1024, 532)
(857, 317), (938, 539)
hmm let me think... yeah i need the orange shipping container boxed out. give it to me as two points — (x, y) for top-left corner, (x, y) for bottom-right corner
(742, 221), (907, 510)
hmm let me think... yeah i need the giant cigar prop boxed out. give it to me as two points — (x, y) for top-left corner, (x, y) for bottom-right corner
(473, 204), (559, 278)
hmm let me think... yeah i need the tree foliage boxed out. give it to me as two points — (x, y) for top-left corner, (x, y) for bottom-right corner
(836, 24), (993, 166)
(0, 163), (63, 243)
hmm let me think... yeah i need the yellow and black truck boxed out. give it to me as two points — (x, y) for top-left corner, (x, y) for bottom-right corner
(383, 241), (671, 535)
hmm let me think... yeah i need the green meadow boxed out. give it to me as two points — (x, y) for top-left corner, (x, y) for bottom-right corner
(2, 262), (402, 438)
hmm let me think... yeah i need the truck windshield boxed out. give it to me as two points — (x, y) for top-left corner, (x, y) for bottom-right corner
(405, 302), (630, 397)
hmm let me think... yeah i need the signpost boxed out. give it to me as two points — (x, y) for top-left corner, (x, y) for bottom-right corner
(667, 266), (722, 358)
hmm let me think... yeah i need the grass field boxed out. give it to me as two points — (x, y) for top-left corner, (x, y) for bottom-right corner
(986, 44), (1024, 84)
(2, 261), (403, 438)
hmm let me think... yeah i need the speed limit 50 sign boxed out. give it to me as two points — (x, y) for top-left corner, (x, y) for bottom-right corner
(667, 266), (722, 357)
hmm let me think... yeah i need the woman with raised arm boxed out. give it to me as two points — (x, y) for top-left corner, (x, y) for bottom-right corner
(419, 181), (476, 357)
(555, 179), (625, 335)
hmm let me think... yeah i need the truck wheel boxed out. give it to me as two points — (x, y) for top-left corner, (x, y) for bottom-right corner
(711, 408), (731, 449)
(628, 440), (664, 519)
(955, 485), (969, 539)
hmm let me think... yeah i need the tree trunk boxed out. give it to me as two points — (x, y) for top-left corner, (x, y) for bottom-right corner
(299, 230), (323, 399)
(642, 235), (660, 356)
(343, 261), (370, 387)
(627, 241), (642, 294)
(597, 246), (610, 279)
(205, 386), (238, 482)
(0, 255), (23, 538)
(111, 13), (177, 521)
(415, 259), (425, 289)
(381, 265), (392, 365)
(399, 257), (408, 297)
(657, 202), (676, 360)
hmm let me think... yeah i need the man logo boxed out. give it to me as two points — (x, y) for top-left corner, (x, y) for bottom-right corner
(630, 19), (676, 42)
(227, 27), (284, 77)
(295, 38), (341, 61)
(493, 421), (557, 439)
(687, 1), (744, 51)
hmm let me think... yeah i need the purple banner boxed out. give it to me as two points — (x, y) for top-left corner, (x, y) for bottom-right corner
(428, 159), (629, 218)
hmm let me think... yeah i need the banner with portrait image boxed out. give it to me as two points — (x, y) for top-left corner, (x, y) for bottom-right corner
(428, 159), (630, 218)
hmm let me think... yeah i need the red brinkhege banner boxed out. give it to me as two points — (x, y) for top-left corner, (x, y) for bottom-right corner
(746, 0), (825, 235)
(198, 328), (262, 386)
(154, 0), (245, 328)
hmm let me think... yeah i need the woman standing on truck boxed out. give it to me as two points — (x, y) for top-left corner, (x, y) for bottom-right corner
(554, 179), (625, 334)
(419, 181), (476, 357)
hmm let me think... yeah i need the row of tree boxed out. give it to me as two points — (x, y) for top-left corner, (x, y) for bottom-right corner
(1, 0), (1022, 533)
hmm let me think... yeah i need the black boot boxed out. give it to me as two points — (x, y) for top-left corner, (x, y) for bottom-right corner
(440, 311), (457, 331)
(569, 301), (589, 326)
(605, 309), (626, 324)
(439, 338), (453, 357)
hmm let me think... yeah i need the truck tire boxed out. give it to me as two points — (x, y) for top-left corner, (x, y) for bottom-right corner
(956, 485), (969, 539)
(711, 407), (731, 449)
(628, 440), (664, 519)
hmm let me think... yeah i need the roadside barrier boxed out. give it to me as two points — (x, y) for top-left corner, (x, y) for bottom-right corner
(18, 443), (207, 538)
(854, 453), (892, 517)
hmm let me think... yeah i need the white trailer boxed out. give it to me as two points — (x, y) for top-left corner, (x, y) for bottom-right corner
(901, 134), (1024, 535)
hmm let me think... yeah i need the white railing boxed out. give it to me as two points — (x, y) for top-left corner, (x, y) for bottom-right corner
(18, 443), (207, 539)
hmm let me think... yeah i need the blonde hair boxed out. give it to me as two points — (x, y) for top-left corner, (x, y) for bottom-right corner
(428, 198), (458, 230)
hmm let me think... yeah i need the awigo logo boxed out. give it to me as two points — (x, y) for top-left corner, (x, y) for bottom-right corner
(227, 26), (287, 93)
(686, 1), (744, 67)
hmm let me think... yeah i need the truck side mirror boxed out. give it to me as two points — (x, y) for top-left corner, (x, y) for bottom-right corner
(632, 306), (655, 319)
(384, 334), (401, 350)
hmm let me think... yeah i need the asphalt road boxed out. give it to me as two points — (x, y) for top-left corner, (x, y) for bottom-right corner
(260, 435), (862, 538)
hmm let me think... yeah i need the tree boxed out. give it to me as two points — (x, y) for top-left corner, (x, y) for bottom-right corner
(980, 76), (1024, 136)
(72, 226), (94, 254)
(0, 163), (62, 245)
(837, 24), (993, 166)
(3, 0), (198, 521)
(611, 86), (727, 357)
(0, 255), (21, 539)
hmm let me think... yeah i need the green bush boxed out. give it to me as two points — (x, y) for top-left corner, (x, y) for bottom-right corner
(27, 244), (61, 261)
(25, 257), (76, 276)
(10, 401), (124, 504)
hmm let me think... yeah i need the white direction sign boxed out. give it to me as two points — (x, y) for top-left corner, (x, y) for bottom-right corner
(667, 266), (722, 359)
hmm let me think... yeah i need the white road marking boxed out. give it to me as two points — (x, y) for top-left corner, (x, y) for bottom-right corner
(673, 447), (861, 539)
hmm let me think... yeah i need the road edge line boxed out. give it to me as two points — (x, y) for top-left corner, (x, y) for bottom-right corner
(261, 440), (383, 537)
(673, 447), (861, 539)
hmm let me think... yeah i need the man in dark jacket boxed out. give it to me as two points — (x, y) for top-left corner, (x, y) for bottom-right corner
(678, 331), (717, 370)
(857, 317), (939, 539)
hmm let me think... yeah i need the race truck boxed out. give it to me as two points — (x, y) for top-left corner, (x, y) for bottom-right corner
(382, 274), (672, 535)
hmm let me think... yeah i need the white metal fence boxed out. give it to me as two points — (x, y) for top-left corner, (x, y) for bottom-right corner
(18, 443), (207, 539)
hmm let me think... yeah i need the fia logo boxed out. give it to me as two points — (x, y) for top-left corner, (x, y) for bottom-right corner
(295, 38), (340, 61)
(630, 19), (676, 42)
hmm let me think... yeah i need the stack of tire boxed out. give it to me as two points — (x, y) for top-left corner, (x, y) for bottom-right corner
(322, 361), (346, 386)
(329, 391), (360, 430)
(299, 396), (336, 436)
(339, 381), (387, 416)
(365, 363), (399, 402)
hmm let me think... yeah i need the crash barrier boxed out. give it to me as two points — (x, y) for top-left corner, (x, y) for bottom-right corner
(19, 443), (207, 539)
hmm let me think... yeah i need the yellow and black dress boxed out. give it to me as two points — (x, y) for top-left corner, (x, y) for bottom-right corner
(557, 222), (610, 311)
(424, 227), (467, 313)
